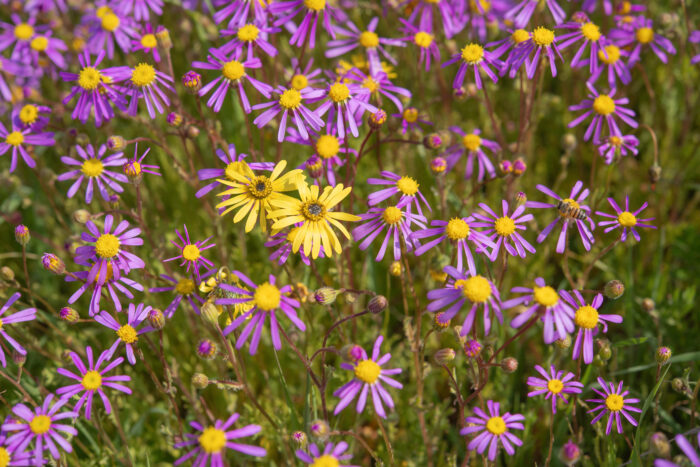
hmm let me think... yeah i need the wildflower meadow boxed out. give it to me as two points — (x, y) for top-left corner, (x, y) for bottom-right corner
(0, 0), (699, 465)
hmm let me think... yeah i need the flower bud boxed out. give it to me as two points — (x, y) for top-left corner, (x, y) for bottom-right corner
(339, 344), (363, 362)
(41, 253), (65, 274)
(76, 133), (90, 146)
(513, 158), (526, 175)
(500, 357), (518, 373)
(309, 420), (329, 440)
(423, 133), (443, 150)
(389, 261), (402, 277)
(515, 191), (527, 206)
(465, 83), (478, 98)
(192, 373), (209, 389)
(641, 298), (655, 312)
(148, 308), (166, 330)
(12, 350), (26, 366)
(571, 11), (589, 23)
(167, 112), (183, 127)
(430, 156), (447, 174)
(453, 86), (467, 100)
(59, 307), (79, 323)
(314, 287), (341, 305)
(649, 432), (670, 458)
(598, 345), (612, 361)
(200, 301), (220, 328)
(604, 280), (625, 299)
(433, 312), (450, 331)
(499, 160), (513, 175)
(291, 431), (307, 448)
(464, 340), (481, 358)
(433, 348), (456, 365)
(560, 439), (581, 465)
(305, 155), (324, 179)
(0, 266), (15, 281)
(367, 295), (388, 314)
(656, 346), (672, 364)
(368, 109), (387, 130)
(182, 71), (202, 93)
(107, 135), (126, 151)
(649, 163), (662, 184)
(671, 378), (686, 393)
(156, 26), (172, 49)
(186, 125), (200, 139)
(561, 133), (577, 152)
(197, 339), (218, 359)
(592, 354), (605, 367)
(73, 209), (91, 224)
(14, 225), (30, 245)
(123, 160), (143, 182)
(555, 335), (572, 349)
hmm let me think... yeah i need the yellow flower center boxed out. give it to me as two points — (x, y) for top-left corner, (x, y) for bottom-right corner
(617, 211), (637, 227)
(101, 13), (121, 32)
(29, 415), (51, 435)
(224, 161), (246, 180)
(0, 318), (3, 330)
(533, 286), (559, 307)
(402, 108), (418, 123)
(593, 94), (616, 115)
(96, 6), (112, 17)
(605, 393), (624, 411)
(95, 233), (120, 258)
(382, 206), (403, 225)
(396, 176), (419, 195)
(618, 1), (631, 13)
(19, 104), (39, 124)
(182, 244), (201, 261)
(609, 135), (622, 147)
(5, 131), (24, 147)
(291, 73), (308, 90)
(14, 23), (34, 41)
(248, 175), (273, 199)
(636, 27), (654, 44)
(94, 262), (114, 283)
(140, 33), (157, 49)
(302, 201), (327, 221)
(82, 370), (103, 390)
(455, 275), (492, 303)
(598, 45), (621, 64)
(445, 218), (470, 240)
(237, 23), (259, 42)
(581, 22), (601, 42)
(547, 379), (564, 394)
(81, 158), (104, 177)
(176, 278), (195, 295)
(494, 217), (516, 237)
(485, 416), (506, 435)
(222, 60), (246, 81)
(461, 43), (484, 64)
(574, 305), (598, 329)
(304, 0), (326, 11)
(254, 282), (281, 311)
(124, 161), (141, 177)
(79, 66), (102, 90)
(279, 88), (302, 109)
(131, 63), (156, 87)
(198, 427), (227, 454)
(359, 31), (379, 48)
(328, 83), (350, 103)
(0, 447), (10, 467)
(470, 0), (491, 13)
(30, 36), (48, 52)
(354, 359), (381, 384)
(316, 134), (340, 159)
(512, 28), (530, 44)
(117, 324), (138, 343)
(311, 454), (340, 467)
(413, 31), (433, 48)
(362, 77), (380, 93)
(462, 133), (481, 151)
(532, 27), (555, 47)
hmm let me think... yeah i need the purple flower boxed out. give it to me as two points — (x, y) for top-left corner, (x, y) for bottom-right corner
(24, 0), (68, 13)
(57, 143), (128, 204)
(367, 171), (431, 216)
(488, 28), (532, 62)
(218, 272), (305, 355)
(131, 24), (161, 62)
(0, 293), (36, 368)
(0, 430), (33, 466)
(2, 394), (78, 463)
(196, 142), (274, 198)
(655, 433), (700, 467)
(123, 143), (161, 178)
(11, 103), (51, 132)
(462, 0), (510, 42)
(460, 400), (525, 461)
(174, 413), (266, 465)
(505, 26), (564, 79)
(587, 378), (641, 434)
(66, 266), (143, 316)
(214, 0), (269, 30)
(164, 225), (215, 281)
(0, 58), (32, 103)
(85, 5), (137, 59)
(264, 227), (322, 266)
(403, 0), (464, 39)
(268, 0), (338, 49)
(527, 365), (583, 413)
(253, 85), (325, 141)
(562, 291), (622, 364)
(557, 20), (608, 74)
(525, 181), (596, 253)
(568, 84), (637, 143)
(285, 128), (353, 186)
(352, 205), (427, 261)
(506, 0), (566, 27)
(285, 57), (325, 90)
(94, 303), (154, 365)
(443, 128), (499, 182)
(150, 274), (205, 318)
(333, 335), (402, 419)
(391, 106), (432, 134)
(0, 121), (54, 172)
(427, 266), (503, 337)
(219, 21), (280, 59)
(588, 44), (632, 89)
(344, 68), (411, 112)
(315, 81), (377, 138)
(442, 41), (502, 89)
(690, 31), (700, 65)
(399, 18), (441, 71)
(23, 31), (67, 70)
(56, 346), (132, 420)
(472, 200), (536, 260)
(609, 16), (676, 64)
(296, 442), (358, 466)
(596, 196), (655, 242)
(110, 62), (174, 119)
(597, 132), (638, 163)
(0, 15), (47, 58)
(116, 0), (164, 21)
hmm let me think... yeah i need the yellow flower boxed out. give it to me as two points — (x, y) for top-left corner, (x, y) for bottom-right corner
(215, 160), (304, 232)
(270, 182), (360, 259)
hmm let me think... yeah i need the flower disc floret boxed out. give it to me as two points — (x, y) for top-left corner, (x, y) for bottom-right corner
(19, 105), (39, 124)
(82, 370), (103, 390)
(462, 133), (481, 151)
(605, 393), (624, 411)
(598, 45), (621, 64)
(14, 23), (34, 40)
(30, 36), (48, 51)
(547, 379), (564, 394)
(117, 324), (138, 343)
(382, 206), (403, 225)
(6, 131), (24, 147)
(254, 282), (281, 311)
(328, 83), (350, 103)
(141, 34), (157, 48)
(485, 416), (506, 435)
(131, 63), (157, 87)
(414, 31), (433, 48)
(101, 13), (121, 32)
(461, 44), (484, 64)
(636, 27), (654, 44)
(445, 218), (470, 240)
(359, 31), (379, 48)
(248, 176), (273, 199)
(532, 27), (555, 47)
(304, 0), (326, 11)
(95, 233), (120, 258)
(354, 359), (381, 384)
(176, 278), (195, 295)
(237, 24), (260, 42)
(494, 217), (516, 236)
(581, 22), (601, 42)
(302, 201), (327, 221)
(316, 135), (340, 159)
(182, 244), (201, 261)
(311, 455), (339, 467)
(279, 89), (302, 109)
(198, 427), (227, 453)
(79, 67), (102, 90)
(81, 158), (104, 177)
(291, 74), (308, 90)
(593, 95), (616, 115)
(617, 211), (637, 227)
(574, 305), (598, 329)
(222, 60), (245, 81)
(29, 415), (51, 434)
(403, 108), (418, 123)
(456, 276), (492, 303)
(512, 29), (530, 44)
(533, 286), (559, 307)
(396, 176), (418, 195)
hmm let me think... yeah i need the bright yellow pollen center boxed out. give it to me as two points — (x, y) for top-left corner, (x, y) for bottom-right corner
(445, 218), (470, 240)
(619, 1), (631, 13)
(117, 324), (138, 343)
(470, 0), (491, 13)
(362, 77), (380, 93)
(354, 359), (381, 384)
(456, 276), (492, 303)
(0, 318), (3, 330)
(581, 22), (601, 42)
(254, 282), (281, 311)
(304, 0), (326, 11)
(485, 416), (506, 435)
(316, 135), (340, 159)
(547, 379), (564, 394)
(598, 45), (621, 64)
(79, 66), (102, 90)
(82, 370), (102, 390)
(29, 415), (51, 435)
(403, 108), (418, 123)
(237, 24), (260, 42)
(533, 286), (559, 307)
(176, 278), (195, 295)
(291, 73), (308, 90)
(198, 427), (227, 453)
(574, 305), (598, 329)
(461, 43), (484, 64)
(140, 33), (157, 49)
(494, 217), (516, 236)
(532, 27), (555, 47)
(248, 175), (272, 199)
(396, 176), (419, 195)
(96, 6), (112, 18)
(329, 83), (350, 103)
(14, 24), (34, 41)
(636, 27), (654, 44)
(382, 206), (403, 225)
(605, 393), (624, 411)
(0, 447), (10, 467)
(414, 31), (433, 48)
(182, 244), (200, 261)
(311, 454), (340, 467)
(617, 211), (637, 227)
(359, 31), (379, 48)
(95, 233), (120, 258)
(593, 95), (616, 115)
(125, 161), (141, 177)
(101, 13), (120, 32)
(609, 136), (622, 147)
(131, 63), (156, 87)
(222, 60), (245, 81)
(81, 158), (104, 177)
(19, 104), (39, 124)
(279, 88), (302, 109)
(512, 29), (530, 44)
(6, 131), (24, 147)
(30, 36), (48, 52)
(462, 133), (481, 151)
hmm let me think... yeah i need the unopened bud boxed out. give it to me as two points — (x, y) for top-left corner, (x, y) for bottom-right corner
(340, 344), (363, 362)
(197, 339), (217, 359)
(499, 160), (513, 175)
(200, 301), (220, 328)
(73, 209), (91, 224)
(389, 261), (402, 277)
(12, 350), (26, 366)
(571, 11), (589, 23)
(148, 308), (166, 330)
(76, 133), (90, 146)
(305, 155), (324, 179)
(433, 312), (450, 331)
(515, 191), (527, 206)
(560, 439), (581, 464)
(107, 135), (126, 151)
(0, 266), (15, 281)
(656, 346), (672, 364)
(464, 340), (481, 358)
(423, 133), (443, 150)
(59, 307), (79, 323)
(453, 86), (467, 100)
(604, 280), (625, 299)
(314, 287), (341, 305)
(156, 26), (172, 49)
(561, 133), (577, 152)
(433, 348), (456, 365)
(186, 125), (200, 139)
(123, 160), (143, 181)
(430, 156), (447, 174)
(671, 378), (685, 393)
(309, 419), (329, 440)
(192, 373), (209, 389)
(291, 431), (307, 447)
(598, 345), (612, 361)
(465, 83), (478, 98)
(649, 432), (670, 458)
(182, 71), (202, 93)
(500, 357), (518, 373)
(367, 295), (388, 314)
(167, 112), (183, 127)
(649, 164), (662, 184)
(641, 298), (655, 312)
(555, 335), (572, 349)
(368, 109), (387, 130)
(592, 354), (605, 367)
(14, 225), (30, 245)
(41, 253), (65, 274)
(513, 158), (526, 175)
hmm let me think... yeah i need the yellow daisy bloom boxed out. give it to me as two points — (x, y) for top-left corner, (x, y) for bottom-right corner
(215, 160), (303, 233)
(270, 182), (360, 259)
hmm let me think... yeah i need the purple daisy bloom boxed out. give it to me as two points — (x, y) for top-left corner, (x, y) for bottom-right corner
(443, 128), (499, 182)
(85, 5), (137, 59)
(196, 142), (274, 198)
(352, 205), (427, 261)
(568, 84), (638, 143)
(586, 378), (641, 434)
(595, 196), (655, 242)
(527, 365), (583, 413)
(164, 224), (215, 281)
(597, 133), (639, 163)
(367, 171), (431, 216)
(315, 80), (377, 138)
(66, 265), (143, 316)
(296, 442), (358, 466)
(94, 303), (154, 365)
(269, 0), (338, 49)
(342, 68), (411, 112)
(460, 400), (525, 461)
(488, 28), (532, 62)
(252, 85), (325, 141)
(655, 433), (700, 467)
(472, 200), (536, 260)
(399, 18), (441, 71)
(285, 57), (325, 91)
(0, 58), (32, 102)
(525, 181), (596, 253)
(24, 31), (67, 70)
(412, 217), (496, 275)
(0, 430), (33, 466)
(24, 0), (68, 13)
(123, 143), (161, 178)
(115, 0), (164, 21)
(426, 266), (503, 336)
(285, 128), (353, 186)
(0, 293), (36, 368)
(56, 346), (132, 420)
(333, 335), (403, 419)
(690, 31), (700, 65)
(110, 62), (174, 119)
(219, 21), (280, 59)
(557, 20), (608, 73)
(587, 44), (631, 89)
(213, 0), (269, 30)
(0, 121), (54, 172)
(131, 24), (161, 62)
(562, 291), (622, 364)
(506, 0), (566, 27)
(57, 143), (128, 204)
(11, 103), (51, 132)
(503, 278), (574, 343)
(609, 16), (676, 64)
(3, 394), (78, 463)
(402, 0), (464, 39)
(150, 274), (205, 318)
(505, 26), (564, 79)
(461, 0), (511, 42)
(218, 272), (305, 355)
(174, 413), (266, 465)
(0, 15), (47, 58)
(391, 106), (432, 135)
(442, 41), (502, 89)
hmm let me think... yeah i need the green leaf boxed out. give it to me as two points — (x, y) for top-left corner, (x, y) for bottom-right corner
(613, 351), (700, 375)
(613, 337), (649, 348)
(629, 364), (670, 466)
